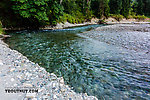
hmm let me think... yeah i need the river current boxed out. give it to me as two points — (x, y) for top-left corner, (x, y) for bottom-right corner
(5, 24), (150, 99)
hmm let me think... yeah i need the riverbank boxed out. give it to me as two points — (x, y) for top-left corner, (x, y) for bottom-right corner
(0, 38), (97, 100)
(81, 23), (150, 52)
(3, 17), (150, 31)
(41, 17), (150, 29)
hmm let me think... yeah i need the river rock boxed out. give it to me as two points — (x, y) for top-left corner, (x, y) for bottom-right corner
(11, 78), (15, 82)
(0, 60), (3, 65)
(26, 93), (36, 98)
(23, 83), (33, 87)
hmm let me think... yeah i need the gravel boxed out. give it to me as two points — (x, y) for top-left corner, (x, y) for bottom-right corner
(0, 39), (97, 100)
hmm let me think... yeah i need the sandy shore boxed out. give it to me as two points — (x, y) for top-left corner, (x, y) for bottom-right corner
(0, 39), (97, 100)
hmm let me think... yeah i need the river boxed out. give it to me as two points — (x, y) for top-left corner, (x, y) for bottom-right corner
(4, 24), (150, 99)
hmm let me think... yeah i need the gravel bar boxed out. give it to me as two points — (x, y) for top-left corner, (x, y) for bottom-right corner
(0, 39), (97, 100)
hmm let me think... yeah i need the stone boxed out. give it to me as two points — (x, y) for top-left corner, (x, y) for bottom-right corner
(42, 95), (48, 99)
(10, 68), (15, 72)
(31, 98), (38, 100)
(11, 78), (15, 82)
(26, 93), (36, 98)
(0, 60), (3, 65)
(53, 95), (57, 99)
(23, 83), (33, 87)
(14, 83), (17, 87)
(59, 77), (64, 84)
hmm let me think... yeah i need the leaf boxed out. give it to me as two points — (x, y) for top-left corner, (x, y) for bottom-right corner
(30, 8), (36, 12)
(20, 11), (30, 18)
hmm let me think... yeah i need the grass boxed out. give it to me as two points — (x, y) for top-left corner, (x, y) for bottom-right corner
(0, 21), (4, 35)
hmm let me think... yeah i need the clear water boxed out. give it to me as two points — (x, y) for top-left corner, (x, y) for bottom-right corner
(4, 24), (150, 100)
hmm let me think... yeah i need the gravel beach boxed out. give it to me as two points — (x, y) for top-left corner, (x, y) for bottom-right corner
(81, 24), (150, 51)
(0, 39), (97, 100)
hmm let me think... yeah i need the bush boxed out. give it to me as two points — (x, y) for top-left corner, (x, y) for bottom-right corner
(0, 21), (4, 35)
(58, 12), (85, 24)
(133, 15), (147, 21)
(110, 14), (124, 21)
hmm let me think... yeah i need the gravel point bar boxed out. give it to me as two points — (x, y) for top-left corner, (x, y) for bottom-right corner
(0, 39), (97, 100)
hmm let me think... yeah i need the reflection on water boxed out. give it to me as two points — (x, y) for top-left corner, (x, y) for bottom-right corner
(5, 25), (150, 99)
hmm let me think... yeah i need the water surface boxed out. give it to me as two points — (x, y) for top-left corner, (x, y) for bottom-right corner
(4, 24), (150, 99)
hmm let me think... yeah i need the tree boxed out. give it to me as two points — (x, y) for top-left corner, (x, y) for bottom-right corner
(136, 0), (144, 15)
(109, 0), (122, 14)
(10, 0), (52, 28)
(121, 0), (131, 18)
(91, 0), (109, 18)
(0, 0), (20, 28)
(48, 0), (64, 25)
(142, 0), (150, 16)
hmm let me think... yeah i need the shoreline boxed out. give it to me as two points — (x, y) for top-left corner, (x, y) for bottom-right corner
(2, 18), (150, 31)
(0, 38), (97, 99)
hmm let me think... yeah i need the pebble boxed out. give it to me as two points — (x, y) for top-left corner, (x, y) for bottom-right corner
(10, 68), (15, 72)
(42, 95), (48, 99)
(11, 78), (15, 82)
(59, 77), (64, 84)
(53, 95), (57, 99)
(26, 93), (36, 98)
(0, 60), (3, 65)
(14, 83), (17, 87)
(23, 83), (33, 87)
(31, 98), (38, 100)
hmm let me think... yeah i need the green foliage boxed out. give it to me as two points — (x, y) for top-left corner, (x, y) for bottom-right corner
(48, 1), (64, 25)
(58, 12), (85, 24)
(0, 0), (150, 28)
(136, 0), (144, 15)
(132, 0), (150, 16)
(133, 15), (147, 21)
(91, 0), (110, 18)
(110, 14), (124, 21)
(0, 21), (4, 35)
(121, 0), (131, 18)
(109, 0), (122, 14)
(11, 0), (50, 21)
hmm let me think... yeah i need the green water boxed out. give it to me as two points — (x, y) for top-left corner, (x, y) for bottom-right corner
(4, 24), (150, 99)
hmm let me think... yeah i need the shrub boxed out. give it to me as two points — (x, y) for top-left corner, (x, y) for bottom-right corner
(133, 15), (147, 21)
(110, 14), (124, 21)
(58, 12), (85, 24)
(0, 21), (4, 35)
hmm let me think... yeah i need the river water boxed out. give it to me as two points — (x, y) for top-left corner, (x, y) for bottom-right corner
(4, 24), (150, 99)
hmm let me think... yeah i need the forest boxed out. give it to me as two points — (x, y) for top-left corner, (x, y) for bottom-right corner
(0, 0), (150, 29)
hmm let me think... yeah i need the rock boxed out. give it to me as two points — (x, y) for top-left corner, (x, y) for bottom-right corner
(0, 60), (3, 65)
(23, 83), (33, 87)
(14, 83), (17, 87)
(26, 93), (36, 98)
(42, 95), (48, 99)
(10, 68), (15, 72)
(59, 77), (64, 84)
(31, 98), (38, 100)
(11, 78), (15, 82)
(53, 95), (57, 99)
